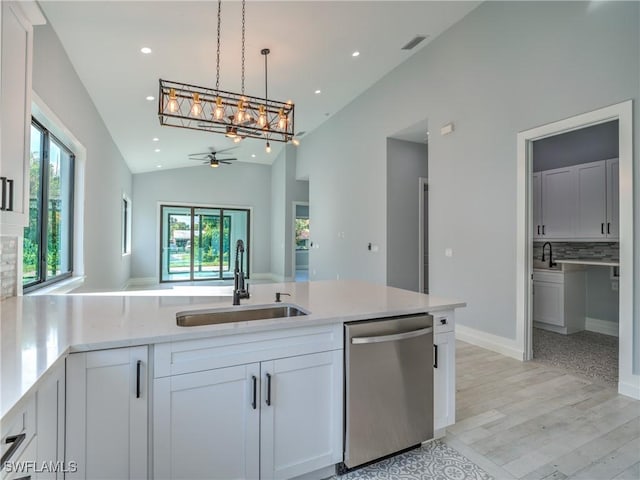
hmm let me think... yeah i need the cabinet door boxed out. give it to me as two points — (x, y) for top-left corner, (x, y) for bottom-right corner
(66, 346), (148, 479)
(575, 161), (606, 239)
(260, 351), (343, 480)
(533, 281), (564, 326)
(532, 173), (543, 239)
(36, 362), (65, 480)
(606, 159), (619, 239)
(541, 167), (576, 239)
(153, 364), (260, 480)
(0, 1), (32, 224)
(434, 331), (455, 432)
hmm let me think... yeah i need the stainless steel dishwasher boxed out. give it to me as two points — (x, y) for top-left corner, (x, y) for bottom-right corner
(342, 313), (434, 471)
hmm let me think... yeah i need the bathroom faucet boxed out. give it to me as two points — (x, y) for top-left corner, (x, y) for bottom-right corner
(541, 241), (556, 268)
(232, 239), (250, 305)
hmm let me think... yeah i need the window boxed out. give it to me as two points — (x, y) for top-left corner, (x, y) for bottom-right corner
(23, 119), (75, 290)
(122, 195), (131, 255)
(159, 205), (250, 282)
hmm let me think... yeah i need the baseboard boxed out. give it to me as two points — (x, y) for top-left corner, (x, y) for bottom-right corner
(533, 321), (568, 335)
(455, 324), (524, 361)
(585, 317), (619, 337)
(618, 378), (640, 400)
(124, 277), (156, 288)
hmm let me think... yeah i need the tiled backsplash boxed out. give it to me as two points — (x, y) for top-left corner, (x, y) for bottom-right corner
(0, 236), (18, 300)
(532, 242), (619, 262)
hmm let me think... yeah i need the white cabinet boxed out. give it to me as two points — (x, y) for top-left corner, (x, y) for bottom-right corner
(533, 269), (585, 334)
(541, 167), (577, 239)
(606, 159), (619, 239)
(66, 346), (148, 479)
(153, 325), (343, 480)
(0, 1), (38, 226)
(1, 361), (65, 480)
(533, 159), (619, 241)
(432, 311), (455, 436)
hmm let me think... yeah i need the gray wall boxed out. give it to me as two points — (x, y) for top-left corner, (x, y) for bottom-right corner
(32, 24), (133, 291)
(131, 163), (272, 281)
(271, 146), (309, 280)
(297, 1), (639, 360)
(386, 138), (428, 291)
(533, 120), (618, 171)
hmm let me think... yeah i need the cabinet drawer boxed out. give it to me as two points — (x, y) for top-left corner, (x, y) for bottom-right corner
(1, 395), (36, 474)
(532, 271), (564, 284)
(433, 311), (454, 334)
(155, 323), (343, 377)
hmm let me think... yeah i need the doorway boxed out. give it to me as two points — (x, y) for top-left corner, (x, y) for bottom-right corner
(159, 204), (250, 282)
(418, 177), (429, 294)
(516, 100), (636, 398)
(293, 202), (309, 282)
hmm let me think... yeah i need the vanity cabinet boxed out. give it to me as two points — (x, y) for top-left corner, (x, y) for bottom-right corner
(65, 346), (148, 479)
(153, 324), (343, 479)
(533, 269), (585, 334)
(433, 311), (455, 435)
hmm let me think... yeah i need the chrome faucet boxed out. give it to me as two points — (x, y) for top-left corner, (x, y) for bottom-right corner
(541, 241), (556, 268)
(232, 239), (250, 305)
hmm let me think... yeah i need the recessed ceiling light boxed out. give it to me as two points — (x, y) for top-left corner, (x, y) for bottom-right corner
(156, 165), (162, 168)
(352, 51), (360, 57)
(251, 154), (256, 158)
(153, 137), (159, 142)
(140, 47), (152, 54)
(154, 148), (161, 153)
(314, 89), (321, 95)
(146, 96), (155, 101)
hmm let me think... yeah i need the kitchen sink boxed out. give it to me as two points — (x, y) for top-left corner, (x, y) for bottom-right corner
(176, 305), (308, 327)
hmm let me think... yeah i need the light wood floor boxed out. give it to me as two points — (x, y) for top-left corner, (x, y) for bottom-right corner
(443, 341), (640, 480)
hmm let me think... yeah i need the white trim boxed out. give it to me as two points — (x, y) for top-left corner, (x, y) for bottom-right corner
(28, 275), (85, 295)
(516, 100), (637, 399)
(455, 325), (524, 361)
(585, 317), (619, 337)
(418, 177), (428, 294)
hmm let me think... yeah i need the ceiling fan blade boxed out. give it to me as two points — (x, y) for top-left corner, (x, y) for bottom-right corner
(220, 157), (237, 162)
(188, 157), (210, 161)
(188, 153), (212, 157)
(211, 146), (238, 154)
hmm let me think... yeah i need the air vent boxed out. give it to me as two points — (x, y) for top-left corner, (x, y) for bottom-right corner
(401, 35), (429, 50)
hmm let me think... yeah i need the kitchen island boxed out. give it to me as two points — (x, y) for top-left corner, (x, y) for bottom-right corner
(1, 280), (464, 479)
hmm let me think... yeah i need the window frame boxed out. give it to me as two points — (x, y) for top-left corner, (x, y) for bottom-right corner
(23, 118), (75, 292)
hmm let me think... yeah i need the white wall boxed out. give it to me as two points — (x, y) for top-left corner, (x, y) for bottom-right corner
(386, 138), (428, 291)
(32, 23), (132, 291)
(271, 145), (309, 280)
(131, 162), (272, 281)
(297, 1), (639, 362)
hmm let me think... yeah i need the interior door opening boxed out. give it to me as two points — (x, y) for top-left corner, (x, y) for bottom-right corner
(159, 204), (249, 283)
(293, 202), (309, 282)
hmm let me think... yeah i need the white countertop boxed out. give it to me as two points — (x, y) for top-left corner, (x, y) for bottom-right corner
(555, 259), (619, 267)
(0, 280), (464, 419)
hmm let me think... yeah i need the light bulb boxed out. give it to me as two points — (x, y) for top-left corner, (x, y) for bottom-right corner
(190, 93), (202, 117)
(265, 141), (271, 154)
(277, 109), (287, 130)
(167, 88), (179, 113)
(213, 97), (224, 120)
(211, 161), (219, 168)
(292, 138), (300, 146)
(233, 136), (242, 143)
(235, 99), (246, 123)
(257, 105), (267, 128)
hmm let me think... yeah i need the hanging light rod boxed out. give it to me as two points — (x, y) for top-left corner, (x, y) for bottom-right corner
(157, 0), (296, 145)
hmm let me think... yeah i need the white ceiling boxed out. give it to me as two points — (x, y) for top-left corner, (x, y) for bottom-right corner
(39, 1), (480, 173)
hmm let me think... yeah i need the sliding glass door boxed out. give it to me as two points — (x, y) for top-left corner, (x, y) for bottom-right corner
(160, 205), (249, 282)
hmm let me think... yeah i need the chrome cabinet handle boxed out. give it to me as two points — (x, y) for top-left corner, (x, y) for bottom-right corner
(1, 433), (26, 465)
(351, 327), (433, 344)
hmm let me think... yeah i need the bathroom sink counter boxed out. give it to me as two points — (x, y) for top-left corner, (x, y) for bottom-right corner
(1, 280), (465, 419)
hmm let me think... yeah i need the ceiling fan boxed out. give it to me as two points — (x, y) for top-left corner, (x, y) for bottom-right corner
(188, 147), (238, 168)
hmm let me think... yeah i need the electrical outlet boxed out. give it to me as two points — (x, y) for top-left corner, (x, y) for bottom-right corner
(445, 248), (453, 257)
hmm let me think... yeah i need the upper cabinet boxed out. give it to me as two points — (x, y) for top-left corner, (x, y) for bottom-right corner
(534, 159), (618, 242)
(0, 1), (44, 227)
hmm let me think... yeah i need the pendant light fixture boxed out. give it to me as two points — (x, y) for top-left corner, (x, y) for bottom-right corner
(158, 0), (297, 145)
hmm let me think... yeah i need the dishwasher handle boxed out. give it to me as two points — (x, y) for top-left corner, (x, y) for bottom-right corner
(351, 326), (433, 344)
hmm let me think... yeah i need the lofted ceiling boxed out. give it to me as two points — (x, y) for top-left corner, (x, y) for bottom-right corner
(39, 1), (480, 173)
